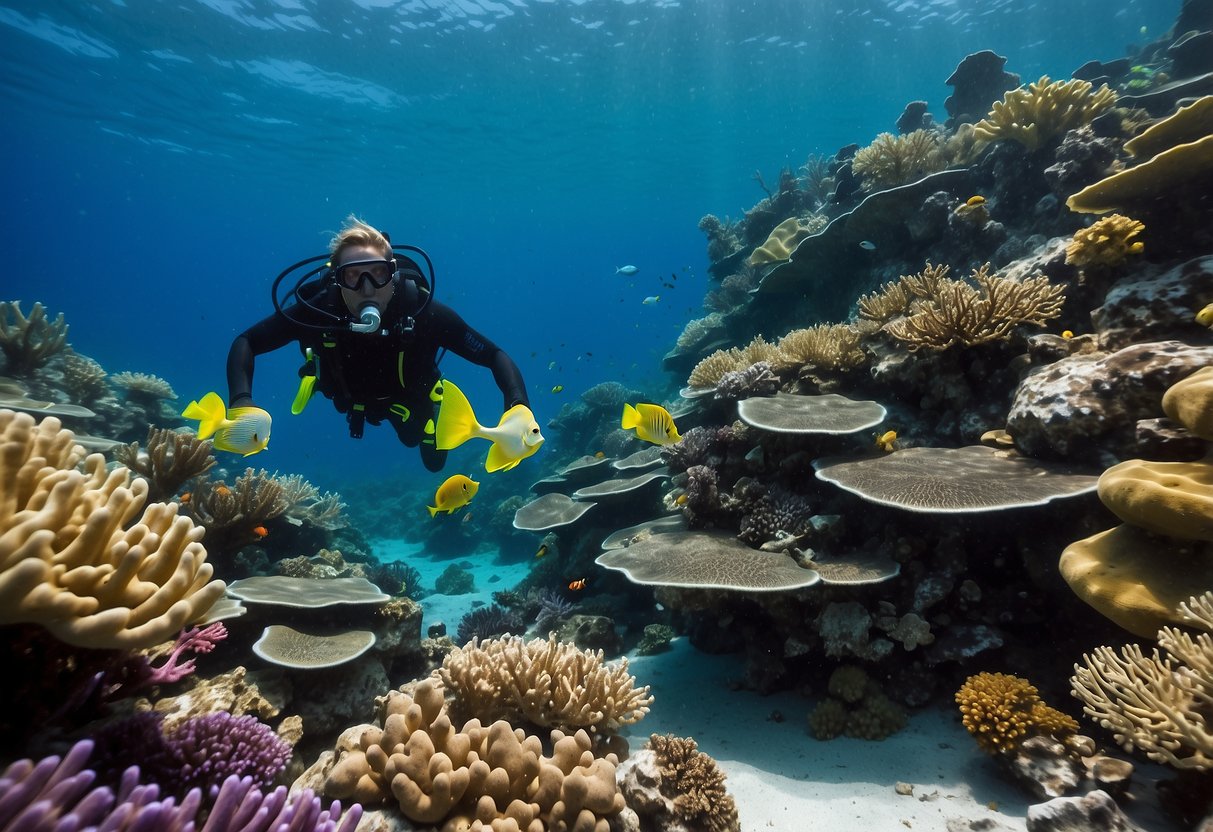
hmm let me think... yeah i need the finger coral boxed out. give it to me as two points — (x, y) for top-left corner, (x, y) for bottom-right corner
(0, 409), (225, 650)
(438, 633), (653, 735)
(882, 264), (1065, 351)
(973, 76), (1117, 151)
(852, 129), (947, 190)
(1071, 592), (1213, 771)
(1064, 214), (1146, 268)
(956, 671), (1078, 755)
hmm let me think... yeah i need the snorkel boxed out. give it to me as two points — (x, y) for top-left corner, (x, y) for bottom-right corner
(270, 243), (436, 334)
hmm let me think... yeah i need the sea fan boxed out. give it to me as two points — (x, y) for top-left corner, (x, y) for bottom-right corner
(456, 604), (525, 645)
(534, 589), (578, 633)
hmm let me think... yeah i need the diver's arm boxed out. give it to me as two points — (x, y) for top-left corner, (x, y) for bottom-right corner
(428, 302), (529, 410)
(226, 313), (297, 407)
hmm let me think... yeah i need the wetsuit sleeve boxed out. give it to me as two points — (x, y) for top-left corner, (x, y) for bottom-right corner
(226, 312), (298, 407)
(427, 301), (529, 410)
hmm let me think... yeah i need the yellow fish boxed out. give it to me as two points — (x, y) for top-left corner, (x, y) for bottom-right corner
(1196, 303), (1213, 328)
(965, 195), (985, 206)
(552, 385), (564, 394)
(621, 402), (681, 446)
(1061, 329), (1074, 339)
(535, 544), (548, 559)
(428, 474), (479, 517)
(435, 380), (545, 472)
(875, 430), (897, 452)
(182, 392), (271, 456)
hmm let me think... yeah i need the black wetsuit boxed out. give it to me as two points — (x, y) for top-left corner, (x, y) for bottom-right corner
(226, 266), (527, 472)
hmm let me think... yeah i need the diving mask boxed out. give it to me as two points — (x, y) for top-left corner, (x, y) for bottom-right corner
(334, 258), (396, 291)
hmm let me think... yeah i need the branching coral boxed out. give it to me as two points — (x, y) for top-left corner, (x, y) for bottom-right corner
(1071, 592), (1213, 771)
(851, 129), (947, 190)
(646, 734), (740, 832)
(776, 323), (866, 371)
(61, 352), (109, 405)
(276, 473), (348, 530)
(0, 301), (69, 375)
(957, 671), (1079, 755)
(883, 264), (1065, 351)
(858, 262), (952, 322)
(0, 410), (225, 650)
(112, 371), (178, 403)
(114, 427), (216, 503)
(973, 76), (1117, 151)
(437, 633), (653, 735)
(686, 336), (781, 389)
(185, 468), (289, 553)
(1064, 214), (1146, 268)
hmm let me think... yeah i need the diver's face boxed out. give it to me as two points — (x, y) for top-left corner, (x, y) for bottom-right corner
(336, 243), (396, 317)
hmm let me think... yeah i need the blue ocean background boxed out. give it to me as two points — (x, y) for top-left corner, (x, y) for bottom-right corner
(0, 0), (1173, 494)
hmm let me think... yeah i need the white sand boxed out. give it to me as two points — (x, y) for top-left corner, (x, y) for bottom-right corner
(376, 538), (1181, 831)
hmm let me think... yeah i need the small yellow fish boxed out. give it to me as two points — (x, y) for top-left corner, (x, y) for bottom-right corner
(875, 430), (897, 452)
(435, 380), (544, 472)
(966, 195), (986, 206)
(182, 392), (271, 456)
(428, 474), (479, 517)
(1197, 303), (1213, 327)
(535, 544), (548, 559)
(675, 493), (689, 506)
(552, 385), (564, 394)
(1129, 241), (1144, 254)
(1061, 329), (1074, 339)
(594, 451), (605, 459)
(622, 402), (681, 446)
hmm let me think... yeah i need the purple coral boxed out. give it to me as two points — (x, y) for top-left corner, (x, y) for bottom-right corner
(457, 604), (526, 644)
(535, 588), (578, 632)
(0, 739), (360, 832)
(169, 712), (291, 796)
(684, 465), (719, 512)
(738, 487), (813, 546)
(150, 622), (228, 685)
(664, 424), (735, 473)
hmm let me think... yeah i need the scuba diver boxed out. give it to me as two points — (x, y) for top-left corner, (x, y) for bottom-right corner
(220, 215), (536, 472)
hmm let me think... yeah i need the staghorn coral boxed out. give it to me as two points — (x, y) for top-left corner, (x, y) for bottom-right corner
(113, 427), (216, 504)
(1071, 592), (1213, 771)
(776, 323), (866, 371)
(646, 734), (740, 832)
(323, 679), (624, 829)
(883, 264), (1065, 351)
(852, 129), (947, 190)
(972, 76), (1117, 152)
(0, 409), (225, 650)
(957, 672), (1079, 755)
(858, 262), (954, 322)
(437, 633), (653, 736)
(112, 370), (178, 403)
(276, 474), (349, 530)
(0, 301), (69, 375)
(1064, 213), (1146, 268)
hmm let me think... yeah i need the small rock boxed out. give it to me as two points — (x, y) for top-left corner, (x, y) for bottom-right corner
(1027, 789), (1145, 831)
(1091, 756), (1135, 799)
(895, 781), (915, 796)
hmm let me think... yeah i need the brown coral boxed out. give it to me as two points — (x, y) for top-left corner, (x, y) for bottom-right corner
(0, 301), (69, 375)
(1065, 214), (1145, 268)
(114, 427), (216, 503)
(647, 734), (739, 832)
(776, 324), (866, 372)
(956, 672), (1078, 755)
(185, 468), (289, 554)
(973, 76), (1117, 151)
(852, 130), (947, 190)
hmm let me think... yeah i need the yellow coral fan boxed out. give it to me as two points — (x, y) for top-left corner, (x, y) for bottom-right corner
(852, 129), (947, 190)
(1065, 214), (1145, 268)
(973, 76), (1118, 151)
(956, 672), (1078, 755)
(648, 734), (740, 832)
(687, 348), (744, 389)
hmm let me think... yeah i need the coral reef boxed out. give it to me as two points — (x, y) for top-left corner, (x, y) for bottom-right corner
(956, 672), (1078, 755)
(437, 634), (653, 735)
(113, 426), (216, 503)
(0, 410), (225, 649)
(808, 666), (907, 741)
(1071, 591), (1212, 771)
(184, 468), (290, 555)
(635, 733), (740, 832)
(1064, 214), (1145, 269)
(456, 603), (525, 644)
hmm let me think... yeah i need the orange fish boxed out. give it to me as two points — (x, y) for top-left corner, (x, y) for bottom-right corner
(216, 485), (232, 497)
(180, 492), (191, 504)
(252, 525), (268, 538)
(568, 578), (587, 591)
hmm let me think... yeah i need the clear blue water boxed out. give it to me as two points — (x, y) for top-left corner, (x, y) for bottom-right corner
(0, 0), (1174, 490)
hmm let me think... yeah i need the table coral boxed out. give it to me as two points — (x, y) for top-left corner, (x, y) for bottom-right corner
(956, 672), (1078, 755)
(1072, 591), (1213, 772)
(0, 409), (225, 650)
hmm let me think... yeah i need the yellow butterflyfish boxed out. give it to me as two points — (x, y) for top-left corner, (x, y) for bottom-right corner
(182, 392), (271, 456)
(621, 402), (681, 446)
(875, 430), (898, 452)
(434, 379), (544, 472)
(428, 474), (479, 517)
(1196, 303), (1213, 328)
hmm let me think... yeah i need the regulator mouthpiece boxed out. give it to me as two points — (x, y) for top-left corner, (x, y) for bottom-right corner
(350, 304), (382, 334)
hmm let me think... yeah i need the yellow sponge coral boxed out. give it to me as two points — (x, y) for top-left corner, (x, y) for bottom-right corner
(1163, 366), (1213, 441)
(748, 217), (816, 266)
(1064, 214), (1145, 268)
(0, 409), (225, 649)
(1098, 458), (1213, 541)
(956, 672), (1078, 755)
